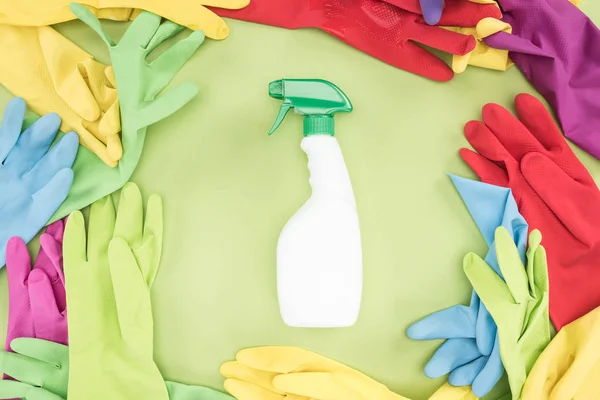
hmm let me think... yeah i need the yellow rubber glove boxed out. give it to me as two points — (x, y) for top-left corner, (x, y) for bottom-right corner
(429, 383), (478, 400)
(0, 0), (250, 40)
(521, 306), (600, 399)
(221, 346), (410, 400)
(0, 25), (122, 166)
(443, 18), (513, 73)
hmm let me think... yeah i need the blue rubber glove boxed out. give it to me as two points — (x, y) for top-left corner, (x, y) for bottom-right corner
(407, 174), (528, 397)
(0, 97), (78, 268)
(420, 0), (444, 25)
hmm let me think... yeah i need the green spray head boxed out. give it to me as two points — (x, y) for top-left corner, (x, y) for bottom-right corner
(268, 79), (353, 136)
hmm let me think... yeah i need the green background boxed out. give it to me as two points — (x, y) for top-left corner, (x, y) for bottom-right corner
(1, 5), (600, 399)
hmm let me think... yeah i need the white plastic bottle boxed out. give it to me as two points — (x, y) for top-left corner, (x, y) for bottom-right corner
(267, 79), (362, 327)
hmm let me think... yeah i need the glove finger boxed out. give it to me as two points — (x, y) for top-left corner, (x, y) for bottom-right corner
(86, 195), (116, 262)
(5, 237), (34, 347)
(28, 270), (67, 345)
(459, 148), (509, 187)
(448, 356), (487, 387)
(463, 120), (519, 178)
(0, 349), (50, 386)
(493, 227), (530, 303)
(513, 94), (594, 185)
(149, 31), (205, 96)
(4, 113), (61, 176)
(424, 338), (482, 378)
(481, 102), (547, 162)
(471, 336), (504, 397)
(62, 211), (87, 274)
(10, 338), (68, 368)
(475, 302), (496, 356)
(521, 153), (600, 244)
(406, 304), (477, 340)
(140, 194), (163, 287)
(69, 4), (116, 47)
(0, 380), (64, 400)
(44, 220), (65, 242)
(108, 238), (154, 354)
(0, 97), (26, 163)
(410, 23), (475, 56)
(39, 233), (65, 286)
(236, 347), (343, 374)
(146, 21), (185, 53)
(224, 378), (286, 400)
(419, 0), (444, 25)
(463, 252), (514, 318)
(114, 182), (144, 248)
(483, 32), (548, 56)
(137, 82), (198, 129)
(22, 131), (78, 194)
(220, 361), (282, 394)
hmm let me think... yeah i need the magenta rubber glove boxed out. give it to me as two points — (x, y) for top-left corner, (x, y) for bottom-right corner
(5, 219), (67, 350)
(484, 0), (600, 159)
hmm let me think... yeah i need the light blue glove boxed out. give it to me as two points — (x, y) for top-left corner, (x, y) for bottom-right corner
(407, 174), (528, 397)
(0, 97), (78, 268)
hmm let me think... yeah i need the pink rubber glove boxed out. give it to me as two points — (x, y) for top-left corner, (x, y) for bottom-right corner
(5, 219), (67, 349)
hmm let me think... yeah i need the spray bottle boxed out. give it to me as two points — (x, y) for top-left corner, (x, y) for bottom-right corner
(268, 79), (362, 328)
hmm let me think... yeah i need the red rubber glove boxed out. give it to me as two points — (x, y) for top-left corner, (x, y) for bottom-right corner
(211, 0), (476, 82)
(385, 0), (502, 26)
(460, 93), (600, 330)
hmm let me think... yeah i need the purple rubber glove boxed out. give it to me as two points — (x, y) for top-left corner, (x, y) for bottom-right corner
(5, 219), (67, 350)
(484, 0), (600, 159)
(420, 0), (445, 25)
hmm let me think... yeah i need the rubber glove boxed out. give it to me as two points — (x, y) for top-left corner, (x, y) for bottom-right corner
(460, 93), (600, 330)
(482, 0), (600, 159)
(0, 0), (249, 40)
(210, 0), (477, 82)
(0, 340), (231, 400)
(0, 25), (121, 166)
(0, 338), (68, 400)
(522, 306), (600, 399)
(221, 346), (411, 400)
(407, 175), (527, 397)
(383, 0), (501, 26)
(5, 219), (68, 354)
(464, 227), (551, 399)
(47, 5), (204, 223)
(0, 98), (78, 268)
(63, 182), (166, 399)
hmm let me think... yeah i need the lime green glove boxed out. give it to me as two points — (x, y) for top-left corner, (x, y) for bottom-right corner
(64, 182), (167, 400)
(50, 4), (204, 222)
(463, 227), (551, 400)
(0, 338), (68, 400)
(221, 346), (411, 400)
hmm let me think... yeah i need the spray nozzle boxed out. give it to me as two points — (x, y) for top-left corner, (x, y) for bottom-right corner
(267, 79), (353, 136)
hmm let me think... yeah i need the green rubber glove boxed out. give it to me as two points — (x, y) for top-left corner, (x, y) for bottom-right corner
(463, 227), (551, 400)
(0, 340), (232, 400)
(0, 338), (68, 400)
(50, 4), (205, 222)
(64, 182), (167, 400)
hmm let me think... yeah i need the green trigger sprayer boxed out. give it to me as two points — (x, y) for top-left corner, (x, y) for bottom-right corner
(268, 79), (353, 136)
(267, 78), (363, 328)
